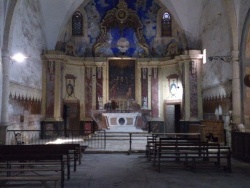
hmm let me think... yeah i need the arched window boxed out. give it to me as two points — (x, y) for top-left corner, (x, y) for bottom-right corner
(72, 11), (83, 36)
(161, 12), (171, 37)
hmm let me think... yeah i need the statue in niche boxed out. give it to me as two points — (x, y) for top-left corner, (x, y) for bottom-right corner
(170, 79), (177, 97)
(126, 87), (132, 99)
(65, 41), (76, 56)
(165, 41), (179, 57)
(98, 96), (103, 110)
(110, 85), (117, 99)
(142, 97), (147, 109)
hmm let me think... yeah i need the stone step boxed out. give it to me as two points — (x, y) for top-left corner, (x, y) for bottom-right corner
(106, 127), (143, 132)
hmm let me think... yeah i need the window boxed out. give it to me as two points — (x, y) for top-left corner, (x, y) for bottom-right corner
(161, 12), (171, 37)
(72, 11), (83, 36)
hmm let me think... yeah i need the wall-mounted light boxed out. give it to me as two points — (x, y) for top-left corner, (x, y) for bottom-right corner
(208, 55), (232, 63)
(203, 49), (206, 64)
(10, 53), (29, 63)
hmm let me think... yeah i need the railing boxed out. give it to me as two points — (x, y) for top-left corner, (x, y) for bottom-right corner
(104, 132), (151, 153)
(6, 130), (202, 152)
(6, 129), (106, 149)
(151, 132), (201, 138)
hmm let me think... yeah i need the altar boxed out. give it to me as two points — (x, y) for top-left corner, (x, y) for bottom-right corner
(91, 109), (151, 132)
(102, 112), (141, 127)
(101, 112), (142, 132)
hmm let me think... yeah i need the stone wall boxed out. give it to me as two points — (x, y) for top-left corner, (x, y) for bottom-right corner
(10, 0), (45, 89)
(199, 0), (232, 117)
(7, 0), (45, 130)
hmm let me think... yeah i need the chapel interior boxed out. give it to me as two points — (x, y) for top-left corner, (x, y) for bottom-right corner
(1, 0), (250, 185)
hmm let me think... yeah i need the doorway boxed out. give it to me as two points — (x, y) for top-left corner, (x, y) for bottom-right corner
(63, 101), (80, 131)
(164, 103), (181, 133)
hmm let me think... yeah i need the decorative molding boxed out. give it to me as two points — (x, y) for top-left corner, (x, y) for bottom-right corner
(208, 55), (232, 63)
(202, 81), (232, 99)
(9, 81), (42, 101)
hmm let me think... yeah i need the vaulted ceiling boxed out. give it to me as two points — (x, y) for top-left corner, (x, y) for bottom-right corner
(39, 0), (204, 50)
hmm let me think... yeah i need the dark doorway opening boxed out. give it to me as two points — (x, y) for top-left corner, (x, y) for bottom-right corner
(164, 103), (181, 133)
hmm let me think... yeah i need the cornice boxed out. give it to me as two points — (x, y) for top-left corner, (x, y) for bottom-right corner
(41, 50), (202, 67)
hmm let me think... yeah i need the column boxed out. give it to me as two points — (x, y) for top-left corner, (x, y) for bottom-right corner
(231, 50), (241, 124)
(0, 50), (10, 144)
(1, 50), (10, 125)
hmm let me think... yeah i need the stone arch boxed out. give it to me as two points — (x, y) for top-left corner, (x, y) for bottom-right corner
(220, 0), (241, 123)
(240, 7), (250, 123)
(2, 0), (19, 52)
(222, 0), (238, 51)
(1, 0), (18, 124)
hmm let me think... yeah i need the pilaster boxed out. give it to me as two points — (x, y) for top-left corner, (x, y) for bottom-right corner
(54, 61), (63, 121)
(148, 68), (152, 110)
(92, 67), (97, 110)
(183, 60), (190, 120)
(181, 50), (203, 121)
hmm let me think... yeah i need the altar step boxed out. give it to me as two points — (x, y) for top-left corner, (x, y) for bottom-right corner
(106, 125), (144, 132)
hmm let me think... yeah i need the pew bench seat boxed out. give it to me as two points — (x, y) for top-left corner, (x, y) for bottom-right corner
(0, 175), (61, 188)
(155, 144), (231, 173)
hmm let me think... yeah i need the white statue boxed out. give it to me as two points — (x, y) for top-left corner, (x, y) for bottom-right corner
(98, 96), (103, 110)
(142, 97), (147, 109)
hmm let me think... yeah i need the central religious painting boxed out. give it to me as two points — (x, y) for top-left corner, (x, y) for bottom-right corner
(109, 60), (135, 100)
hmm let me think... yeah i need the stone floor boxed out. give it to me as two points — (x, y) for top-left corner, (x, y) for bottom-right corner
(2, 151), (250, 188)
(2, 131), (250, 188)
(64, 153), (250, 188)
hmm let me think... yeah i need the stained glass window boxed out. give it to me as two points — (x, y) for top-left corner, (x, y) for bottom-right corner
(72, 11), (83, 36)
(161, 12), (171, 37)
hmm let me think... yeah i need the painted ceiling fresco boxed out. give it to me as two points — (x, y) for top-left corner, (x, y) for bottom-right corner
(56, 0), (185, 58)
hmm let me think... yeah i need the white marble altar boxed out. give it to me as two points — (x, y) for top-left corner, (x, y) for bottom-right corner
(102, 112), (141, 127)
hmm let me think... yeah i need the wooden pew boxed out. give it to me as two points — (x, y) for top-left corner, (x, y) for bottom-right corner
(154, 139), (231, 173)
(0, 144), (81, 181)
(0, 153), (64, 188)
(146, 134), (201, 161)
(45, 144), (81, 173)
